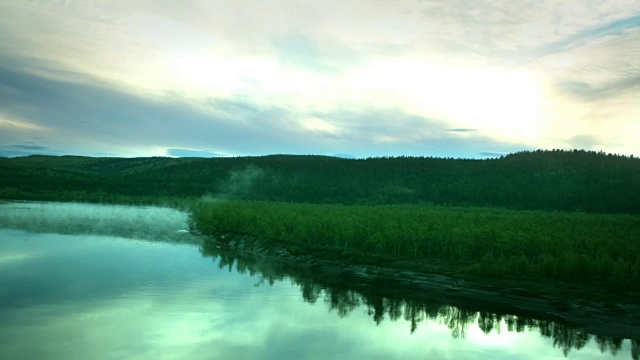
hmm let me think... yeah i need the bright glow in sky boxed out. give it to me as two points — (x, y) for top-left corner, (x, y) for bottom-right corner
(0, 1), (639, 158)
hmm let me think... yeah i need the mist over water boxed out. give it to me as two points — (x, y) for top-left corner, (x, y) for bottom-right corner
(0, 201), (198, 243)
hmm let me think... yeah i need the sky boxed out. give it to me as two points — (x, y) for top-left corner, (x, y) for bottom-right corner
(0, 1), (639, 159)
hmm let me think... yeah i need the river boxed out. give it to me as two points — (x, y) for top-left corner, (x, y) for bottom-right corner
(0, 202), (637, 359)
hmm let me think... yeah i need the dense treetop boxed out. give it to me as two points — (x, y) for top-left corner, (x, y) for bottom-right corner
(1, 149), (639, 214)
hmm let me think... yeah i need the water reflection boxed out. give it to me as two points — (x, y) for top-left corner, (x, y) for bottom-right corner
(200, 241), (640, 359)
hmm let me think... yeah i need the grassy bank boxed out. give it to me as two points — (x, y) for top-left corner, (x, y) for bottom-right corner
(191, 200), (640, 289)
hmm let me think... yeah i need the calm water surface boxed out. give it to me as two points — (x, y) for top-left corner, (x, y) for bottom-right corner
(0, 202), (637, 359)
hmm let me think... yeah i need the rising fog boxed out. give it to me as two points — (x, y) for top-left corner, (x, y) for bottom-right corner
(0, 201), (198, 243)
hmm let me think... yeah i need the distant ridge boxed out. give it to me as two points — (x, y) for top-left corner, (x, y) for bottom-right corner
(1, 149), (639, 214)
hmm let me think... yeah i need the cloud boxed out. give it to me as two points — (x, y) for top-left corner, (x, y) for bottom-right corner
(306, 108), (524, 158)
(0, 56), (526, 158)
(447, 129), (478, 133)
(536, 25), (640, 92)
(1, 1), (639, 157)
(0, 118), (45, 131)
(525, 23), (640, 155)
(554, 76), (640, 101)
(532, 14), (640, 59)
(0, 61), (297, 156)
(273, 32), (362, 74)
(10, 144), (49, 151)
(0, 144), (53, 157)
(166, 149), (223, 158)
(565, 135), (601, 150)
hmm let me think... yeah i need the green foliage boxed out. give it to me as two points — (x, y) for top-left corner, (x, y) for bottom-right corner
(191, 200), (640, 286)
(2, 149), (640, 214)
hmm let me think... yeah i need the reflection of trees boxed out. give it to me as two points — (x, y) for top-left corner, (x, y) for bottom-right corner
(540, 322), (591, 356)
(596, 335), (623, 356)
(478, 312), (501, 335)
(201, 242), (638, 359)
(402, 300), (427, 333)
(300, 282), (323, 304)
(327, 289), (360, 317)
(439, 306), (476, 339)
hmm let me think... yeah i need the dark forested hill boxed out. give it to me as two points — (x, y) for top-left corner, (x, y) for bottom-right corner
(1, 149), (639, 213)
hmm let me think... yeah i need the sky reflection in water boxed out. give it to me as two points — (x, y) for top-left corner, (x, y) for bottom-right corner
(0, 202), (636, 359)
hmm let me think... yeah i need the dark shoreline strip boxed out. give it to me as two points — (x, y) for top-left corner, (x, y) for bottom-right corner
(204, 232), (640, 339)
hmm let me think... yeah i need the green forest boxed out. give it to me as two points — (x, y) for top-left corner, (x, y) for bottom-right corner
(2, 149), (640, 213)
(2, 149), (640, 290)
(191, 200), (640, 287)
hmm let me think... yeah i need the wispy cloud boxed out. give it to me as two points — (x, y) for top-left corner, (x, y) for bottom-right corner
(555, 76), (640, 101)
(10, 144), (49, 151)
(273, 32), (362, 74)
(447, 129), (478, 133)
(565, 135), (602, 150)
(532, 14), (640, 59)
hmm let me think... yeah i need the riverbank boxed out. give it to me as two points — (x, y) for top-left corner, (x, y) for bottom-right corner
(191, 200), (640, 290)
(202, 231), (640, 339)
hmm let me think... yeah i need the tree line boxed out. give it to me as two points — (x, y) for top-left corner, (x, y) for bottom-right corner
(191, 200), (640, 287)
(2, 149), (640, 213)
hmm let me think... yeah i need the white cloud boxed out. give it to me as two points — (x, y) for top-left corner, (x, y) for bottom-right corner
(0, 116), (46, 131)
(302, 116), (339, 134)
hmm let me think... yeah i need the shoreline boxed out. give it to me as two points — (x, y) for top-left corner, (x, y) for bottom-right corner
(204, 232), (640, 339)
